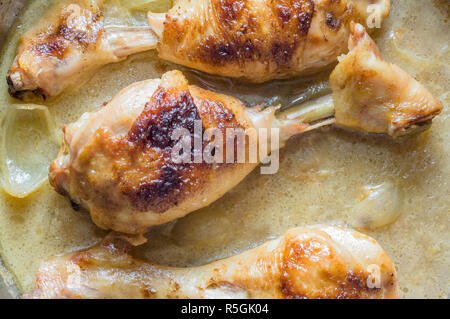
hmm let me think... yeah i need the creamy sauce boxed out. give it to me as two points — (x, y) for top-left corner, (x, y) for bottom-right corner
(0, 0), (448, 298)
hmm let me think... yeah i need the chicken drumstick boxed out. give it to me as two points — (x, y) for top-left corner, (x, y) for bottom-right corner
(25, 225), (398, 299)
(49, 23), (442, 234)
(7, 0), (390, 98)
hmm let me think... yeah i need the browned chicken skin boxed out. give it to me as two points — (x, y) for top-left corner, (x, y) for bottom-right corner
(330, 23), (443, 137)
(50, 70), (303, 234)
(7, 0), (390, 98)
(25, 225), (398, 299)
(154, 0), (390, 82)
(49, 24), (443, 235)
(7, 0), (158, 98)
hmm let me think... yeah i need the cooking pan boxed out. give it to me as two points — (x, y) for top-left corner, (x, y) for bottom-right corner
(0, 0), (448, 299)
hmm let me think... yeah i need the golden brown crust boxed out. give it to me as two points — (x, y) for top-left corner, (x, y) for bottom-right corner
(161, 0), (315, 68)
(56, 72), (249, 228)
(331, 23), (443, 137)
(7, 0), (106, 98)
(281, 237), (380, 299)
(157, 0), (387, 82)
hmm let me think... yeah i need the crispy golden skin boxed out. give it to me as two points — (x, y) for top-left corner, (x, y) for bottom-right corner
(7, 0), (390, 98)
(24, 225), (398, 299)
(330, 23), (443, 137)
(154, 0), (390, 82)
(7, 0), (157, 98)
(50, 70), (269, 234)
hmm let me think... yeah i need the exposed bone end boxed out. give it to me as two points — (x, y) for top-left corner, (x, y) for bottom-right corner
(147, 11), (166, 39)
(6, 69), (45, 100)
(6, 70), (24, 95)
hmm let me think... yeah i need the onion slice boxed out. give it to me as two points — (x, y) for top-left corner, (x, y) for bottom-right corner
(0, 105), (60, 198)
(349, 182), (404, 230)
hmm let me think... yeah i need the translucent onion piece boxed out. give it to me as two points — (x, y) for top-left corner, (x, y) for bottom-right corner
(349, 182), (404, 230)
(0, 105), (60, 198)
(119, 0), (173, 11)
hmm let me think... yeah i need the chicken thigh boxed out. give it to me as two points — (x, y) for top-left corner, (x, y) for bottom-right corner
(7, 0), (390, 98)
(25, 225), (398, 299)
